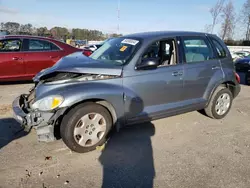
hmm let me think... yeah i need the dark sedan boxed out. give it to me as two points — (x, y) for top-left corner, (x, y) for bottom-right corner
(235, 58), (250, 85)
(235, 57), (250, 72)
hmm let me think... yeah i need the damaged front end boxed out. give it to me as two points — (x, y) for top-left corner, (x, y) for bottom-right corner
(13, 72), (121, 142)
(12, 87), (67, 142)
(13, 54), (123, 142)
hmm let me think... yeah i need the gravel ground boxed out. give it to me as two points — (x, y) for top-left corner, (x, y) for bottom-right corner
(0, 83), (250, 188)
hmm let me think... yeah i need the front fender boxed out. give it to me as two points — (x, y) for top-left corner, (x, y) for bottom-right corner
(35, 79), (125, 120)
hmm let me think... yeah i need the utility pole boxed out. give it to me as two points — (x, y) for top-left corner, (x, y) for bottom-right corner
(117, 0), (120, 34)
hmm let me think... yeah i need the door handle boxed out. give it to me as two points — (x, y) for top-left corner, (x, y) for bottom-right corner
(172, 71), (179, 76)
(212, 66), (220, 70)
(12, 57), (21, 60)
(172, 71), (183, 76)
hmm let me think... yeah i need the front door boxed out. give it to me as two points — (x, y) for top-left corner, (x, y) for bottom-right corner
(123, 38), (185, 124)
(0, 38), (25, 81)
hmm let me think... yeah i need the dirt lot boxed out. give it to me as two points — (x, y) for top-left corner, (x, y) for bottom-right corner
(0, 83), (250, 188)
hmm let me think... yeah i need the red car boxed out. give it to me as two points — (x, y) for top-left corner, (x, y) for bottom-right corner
(0, 35), (82, 81)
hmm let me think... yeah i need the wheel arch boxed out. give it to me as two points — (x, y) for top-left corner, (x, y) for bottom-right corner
(65, 99), (117, 125)
(206, 80), (237, 107)
(54, 98), (119, 139)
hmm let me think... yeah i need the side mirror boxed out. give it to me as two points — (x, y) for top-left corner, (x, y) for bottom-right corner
(136, 58), (159, 70)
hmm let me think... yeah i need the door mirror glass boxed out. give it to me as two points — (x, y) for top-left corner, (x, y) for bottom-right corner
(136, 58), (159, 70)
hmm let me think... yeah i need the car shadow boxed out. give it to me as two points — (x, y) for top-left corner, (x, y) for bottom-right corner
(0, 118), (29, 149)
(0, 80), (33, 85)
(99, 95), (155, 188)
(237, 71), (250, 86)
(99, 122), (155, 188)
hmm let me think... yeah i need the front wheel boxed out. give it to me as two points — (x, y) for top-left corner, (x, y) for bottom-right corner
(60, 103), (112, 153)
(204, 87), (233, 119)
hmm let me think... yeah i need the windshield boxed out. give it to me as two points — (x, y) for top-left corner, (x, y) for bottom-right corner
(90, 37), (140, 65)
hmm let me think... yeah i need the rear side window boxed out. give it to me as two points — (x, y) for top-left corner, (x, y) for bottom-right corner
(24, 39), (60, 51)
(0, 39), (22, 52)
(182, 37), (213, 63)
(211, 38), (227, 58)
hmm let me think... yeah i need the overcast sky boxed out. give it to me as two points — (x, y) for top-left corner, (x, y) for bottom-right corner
(0, 0), (246, 36)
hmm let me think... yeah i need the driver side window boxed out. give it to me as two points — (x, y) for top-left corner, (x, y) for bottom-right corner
(142, 38), (178, 67)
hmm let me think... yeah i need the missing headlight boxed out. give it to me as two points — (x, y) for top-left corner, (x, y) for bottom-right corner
(41, 72), (119, 84)
(41, 72), (82, 83)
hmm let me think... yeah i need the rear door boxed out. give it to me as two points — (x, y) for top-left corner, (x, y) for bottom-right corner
(0, 38), (25, 81)
(180, 36), (223, 103)
(22, 38), (63, 76)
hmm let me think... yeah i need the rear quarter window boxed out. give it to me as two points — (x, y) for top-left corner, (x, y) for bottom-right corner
(211, 38), (227, 59)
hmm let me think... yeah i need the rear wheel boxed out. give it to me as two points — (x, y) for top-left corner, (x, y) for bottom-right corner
(204, 87), (233, 119)
(60, 103), (112, 153)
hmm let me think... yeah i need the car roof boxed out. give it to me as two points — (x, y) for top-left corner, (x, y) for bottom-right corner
(0, 35), (60, 42)
(123, 31), (210, 39)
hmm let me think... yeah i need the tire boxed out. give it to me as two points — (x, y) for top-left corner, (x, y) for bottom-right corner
(60, 102), (112, 153)
(204, 87), (233, 119)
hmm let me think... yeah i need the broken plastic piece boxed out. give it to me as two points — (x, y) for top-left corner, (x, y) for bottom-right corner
(45, 156), (52, 160)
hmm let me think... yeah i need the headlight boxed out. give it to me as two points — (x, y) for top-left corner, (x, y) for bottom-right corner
(32, 95), (64, 111)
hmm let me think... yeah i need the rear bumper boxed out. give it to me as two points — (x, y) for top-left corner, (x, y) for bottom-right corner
(12, 95), (66, 142)
(233, 83), (241, 98)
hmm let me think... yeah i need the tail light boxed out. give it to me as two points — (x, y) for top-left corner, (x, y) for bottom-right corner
(235, 72), (240, 83)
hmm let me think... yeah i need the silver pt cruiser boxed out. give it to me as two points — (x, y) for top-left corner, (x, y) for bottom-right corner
(12, 31), (241, 153)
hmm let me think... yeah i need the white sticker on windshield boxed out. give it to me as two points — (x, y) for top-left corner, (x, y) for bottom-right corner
(121, 39), (139, 46)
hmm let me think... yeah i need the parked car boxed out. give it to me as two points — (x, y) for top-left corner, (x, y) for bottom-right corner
(234, 57), (250, 85)
(234, 51), (250, 57)
(81, 45), (102, 57)
(82, 48), (94, 56)
(13, 31), (241, 153)
(83, 38), (115, 56)
(232, 50), (250, 61)
(0, 35), (83, 81)
(234, 57), (250, 72)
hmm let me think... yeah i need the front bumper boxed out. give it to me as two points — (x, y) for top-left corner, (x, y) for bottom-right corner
(12, 95), (66, 142)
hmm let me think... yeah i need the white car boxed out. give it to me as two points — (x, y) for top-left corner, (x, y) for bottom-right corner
(231, 51), (250, 61)
(86, 44), (102, 51)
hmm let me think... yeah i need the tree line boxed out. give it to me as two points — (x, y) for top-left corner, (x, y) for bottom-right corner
(0, 22), (122, 41)
(206, 0), (250, 46)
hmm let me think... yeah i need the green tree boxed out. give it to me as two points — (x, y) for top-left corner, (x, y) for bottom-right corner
(3, 22), (20, 34)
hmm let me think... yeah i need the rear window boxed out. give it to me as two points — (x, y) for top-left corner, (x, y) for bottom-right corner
(211, 38), (227, 58)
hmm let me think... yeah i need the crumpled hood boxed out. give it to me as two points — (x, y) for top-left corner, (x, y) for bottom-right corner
(33, 52), (123, 82)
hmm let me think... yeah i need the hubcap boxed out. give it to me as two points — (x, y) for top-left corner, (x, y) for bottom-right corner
(215, 93), (231, 116)
(73, 113), (107, 147)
